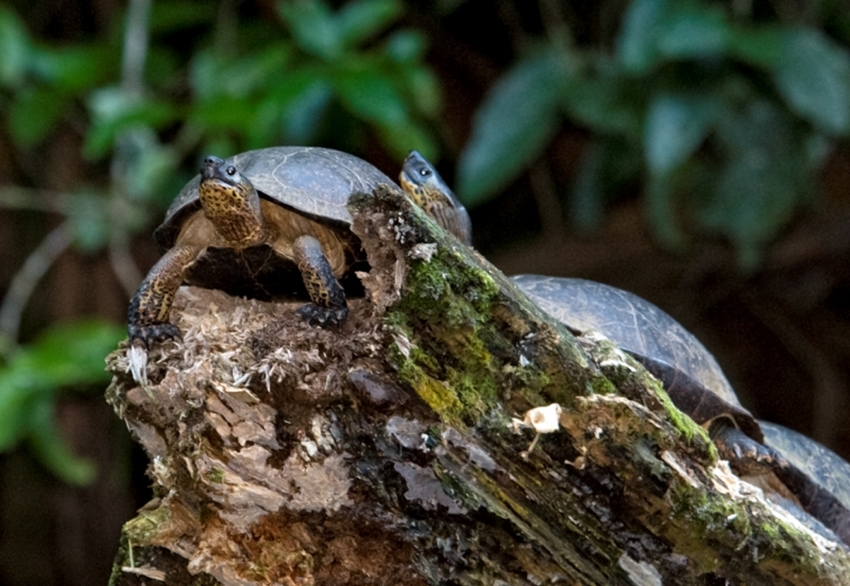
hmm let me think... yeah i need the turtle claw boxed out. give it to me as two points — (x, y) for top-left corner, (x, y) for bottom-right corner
(296, 304), (348, 327)
(709, 419), (786, 474)
(128, 322), (182, 348)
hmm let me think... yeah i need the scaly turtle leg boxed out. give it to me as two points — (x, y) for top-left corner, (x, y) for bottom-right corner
(128, 244), (201, 345)
(709, 418), (786, 474)
(291, 234), (348, 326)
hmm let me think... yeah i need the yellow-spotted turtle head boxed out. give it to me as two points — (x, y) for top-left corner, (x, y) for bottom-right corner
(198, 156), (266, 246)
(400, 151), (472, 245)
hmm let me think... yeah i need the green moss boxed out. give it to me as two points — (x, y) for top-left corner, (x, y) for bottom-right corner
(204, 467), (225, 484)
(395, 349), (464, 424)
(509, 363), (550, 390)
(665, 474), (827, 577)
(123, 504), (173, 545)
(589, 375), (616, 396)
(409, 344), (440, 373)
(386, 247), (506, 424)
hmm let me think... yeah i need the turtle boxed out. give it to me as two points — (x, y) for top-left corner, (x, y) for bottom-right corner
(399, 150), (472, 245)
(512, 274), (850, 545)
(128, 146), (470, 345)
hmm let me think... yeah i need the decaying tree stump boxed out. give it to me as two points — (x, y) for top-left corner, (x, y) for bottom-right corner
(105, 185), (850, 585)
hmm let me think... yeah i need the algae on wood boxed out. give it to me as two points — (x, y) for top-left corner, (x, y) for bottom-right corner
(106, 185), (850, 585)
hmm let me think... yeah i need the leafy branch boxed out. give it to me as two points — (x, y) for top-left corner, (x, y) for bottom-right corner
(457, 0), (850, 267)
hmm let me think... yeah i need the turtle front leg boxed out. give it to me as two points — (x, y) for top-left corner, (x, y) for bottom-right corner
(128, 245), (201, 346)
(291, 234), (348, 326)
(708, 418), (787, 474)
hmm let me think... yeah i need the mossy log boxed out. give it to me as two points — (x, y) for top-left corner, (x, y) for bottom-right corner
(106, 185), (850, 585)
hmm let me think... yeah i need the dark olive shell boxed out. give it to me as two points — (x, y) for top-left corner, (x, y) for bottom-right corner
(155, 146), (398, 251)
(513, 274), (850, 544)
(761, 421), (850, 535)
(512, 274), (762, 441)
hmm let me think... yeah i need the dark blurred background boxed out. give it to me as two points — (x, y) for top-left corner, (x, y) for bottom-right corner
(1, 0), (850, 583)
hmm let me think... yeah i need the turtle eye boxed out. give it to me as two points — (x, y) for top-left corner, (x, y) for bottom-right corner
(225, 166), (237, 176)
(419, 168), (431, 177)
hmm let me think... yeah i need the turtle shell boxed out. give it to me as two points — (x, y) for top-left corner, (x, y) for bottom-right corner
(512, 274), (762, 442)
(761, 421), (850, 537)
(513, 274), (850, 544)
(155, 146), (398, 251)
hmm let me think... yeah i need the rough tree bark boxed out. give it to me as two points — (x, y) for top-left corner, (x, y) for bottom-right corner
(105, 185), (850, 585)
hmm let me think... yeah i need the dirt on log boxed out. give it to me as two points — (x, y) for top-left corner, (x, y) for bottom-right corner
(105, 185), (850, 585)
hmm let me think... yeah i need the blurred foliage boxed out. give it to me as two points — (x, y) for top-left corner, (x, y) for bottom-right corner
(0, 0), (442, 483)
(0, 320), (125, 484)
(457, 0), (850, 267)
(3, 0), (850, 483)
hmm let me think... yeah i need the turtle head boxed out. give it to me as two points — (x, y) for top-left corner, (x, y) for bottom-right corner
(199, 155), (266, 246)
(400, 151), (472, 245)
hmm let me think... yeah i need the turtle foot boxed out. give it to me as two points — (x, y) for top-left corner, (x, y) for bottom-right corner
(710, 419), (787, 474)
(128, 322), (182, 348)
(296, 304), (349, 327)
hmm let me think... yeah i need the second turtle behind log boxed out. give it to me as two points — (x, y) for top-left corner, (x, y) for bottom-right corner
(513, 274), (850, 547)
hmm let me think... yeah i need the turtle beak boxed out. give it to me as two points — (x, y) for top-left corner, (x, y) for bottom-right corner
(201, 156), (232, 183)
(404, 150), (424, 167)
(400, 151), (429, 187)
(201, 155), (222, 177)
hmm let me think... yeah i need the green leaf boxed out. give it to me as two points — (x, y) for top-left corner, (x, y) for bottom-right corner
(706, 156), (801, 269)
(67, 193), (110, 252)
(251, 73), (331, 147)
(190, 46), (292, 100)
(0, 319), (123, 458)
(30, 429), (97, 486)
(189, 50), (223, 100)
(150, 0), (218, 32)
(397, 64), (441, 119)
(384, 29), (427, 63)
(18, 320), (124, 389)
(337, 0), (402, 49)
(655, 4), (730, 60)
(84, 87), (177, 159)
(569, 138), (643, 232)
(0, 373), (37, 450)
(569, 141), (607, 232)
(0, 5), (30, 87)
(643, 91), (717, 176)
(700, 100), (809, 268)
(376, 119), (438, 161)
(457, 50), (567, 205)
(731, 26), (850, 133)
(728, 25), (784, 68)
(561, 64), (644, 137)
(278, 78), (334, 145)
(191, 95), (257, 131)
(226, 46), (293, 97)
(29, 401), (96, 485)
(334, 63), (409, 126)
(618, 1), (730, 71)
(646, 173), (687, 250)
(121, 132), (180, 204)
(277, 0), (342, 60)
(7, 88), (67, 147)
(616, 0), (669, 73)
(29, 44), (117, 92)
(772, 29), (850, 134)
